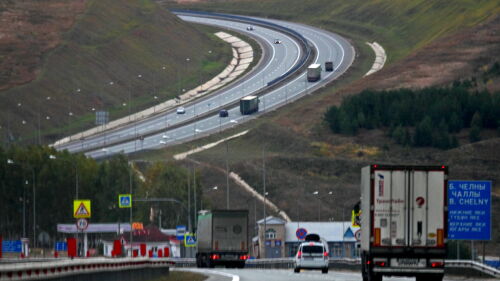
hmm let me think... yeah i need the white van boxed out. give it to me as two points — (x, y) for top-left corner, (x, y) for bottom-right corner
(294, 241), (329, 273)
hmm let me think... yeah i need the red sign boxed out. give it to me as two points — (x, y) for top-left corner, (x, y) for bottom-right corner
(416, 196), (425, 207)
(67, 238), (77, 258)
(296, 228), (308, 240)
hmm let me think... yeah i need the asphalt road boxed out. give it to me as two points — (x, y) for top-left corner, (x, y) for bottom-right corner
(56, 12), (354, 158)
(174, 268), (479, 281)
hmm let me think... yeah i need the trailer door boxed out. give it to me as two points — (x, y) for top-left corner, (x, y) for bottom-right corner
(409, 170), (446, 248)
(373, 169), (408, 247)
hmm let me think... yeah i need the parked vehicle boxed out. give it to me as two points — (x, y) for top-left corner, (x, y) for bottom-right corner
(274, 39), (282, 44)
(239, 95), (259, 115)
(246, 26), (254, 31)
(294, 241), (329, 274)
(325, 61), (334, 72)
(360, 165), (448, 281)
(307, 63), (321, 82)
(196, 210), (249, 268)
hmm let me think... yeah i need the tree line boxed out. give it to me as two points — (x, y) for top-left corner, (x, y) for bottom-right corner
(0, 145), (202, 245)
(324, 86), (500, 149)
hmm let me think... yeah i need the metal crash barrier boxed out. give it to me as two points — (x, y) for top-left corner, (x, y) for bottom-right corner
(0, 258), (171, 281)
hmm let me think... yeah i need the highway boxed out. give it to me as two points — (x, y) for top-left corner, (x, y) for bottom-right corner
(55, 12), (354, 158)
(174, 268), (479, 281)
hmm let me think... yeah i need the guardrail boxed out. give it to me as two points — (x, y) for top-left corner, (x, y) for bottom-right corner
(0, 258), (171, 281)
(446, 259), (500, 278)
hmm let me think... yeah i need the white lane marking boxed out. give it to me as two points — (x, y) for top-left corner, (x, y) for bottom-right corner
(171, 268), (239, 281)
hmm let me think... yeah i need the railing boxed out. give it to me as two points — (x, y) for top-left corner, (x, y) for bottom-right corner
(446, 259), (500, 278)
(0, 258), (171, 281)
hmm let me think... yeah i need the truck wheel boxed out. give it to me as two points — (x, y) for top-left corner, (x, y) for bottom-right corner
(321, 268), (328, 274)
(369, 273), (382, 281)
(294, 267), (300, 273)
(196, 255), (202, 268)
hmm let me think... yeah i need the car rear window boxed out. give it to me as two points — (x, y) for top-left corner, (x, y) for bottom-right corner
(302, 245), (323, 254)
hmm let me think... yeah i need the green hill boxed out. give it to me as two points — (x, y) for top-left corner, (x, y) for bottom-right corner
(167, 0), (500, 62)
(0, 0), (231, 144)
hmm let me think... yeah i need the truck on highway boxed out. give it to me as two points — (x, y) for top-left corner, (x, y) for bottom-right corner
(196, 210), (249, 268)
(240, 95), (259, 115)
(325, 61), (334, 72)
(360, 165), (448, 281)
(307, 63), (322, 82)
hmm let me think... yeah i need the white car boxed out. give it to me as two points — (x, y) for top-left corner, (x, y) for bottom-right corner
(246, 26), (254, 31)
(176, 107), (186, 114)
(294, 241), (329, 274)
(274, 39), (282, 44)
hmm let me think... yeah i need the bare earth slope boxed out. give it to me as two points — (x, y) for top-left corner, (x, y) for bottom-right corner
(0, 0), (231, 143)
(0, 0), (88, 90)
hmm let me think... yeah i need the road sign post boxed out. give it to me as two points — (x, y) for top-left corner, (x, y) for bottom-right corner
(73, 200), (91, 218)
(184, 233), (196, 247)
(119, 194), (132, 208)
(448, 180), (491, 240)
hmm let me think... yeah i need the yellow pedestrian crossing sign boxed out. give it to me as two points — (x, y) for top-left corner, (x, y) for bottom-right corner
(119, 194), (132, 208)
(73, 200), (91, 218)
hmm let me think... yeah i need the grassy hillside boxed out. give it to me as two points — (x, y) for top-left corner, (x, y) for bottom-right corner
(0, 0), (232, 144)
(147, 0), (500, 254)
(166, 0), (500, 62)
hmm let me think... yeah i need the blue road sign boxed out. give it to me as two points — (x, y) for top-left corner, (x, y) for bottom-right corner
(118, 194), (132, 208)
(176, 225), (186, 241)
(184, 233), (196, 247)
(55, 242), (67, 251)
(2, 240), (22, 253)
(448, 180), (491, 240)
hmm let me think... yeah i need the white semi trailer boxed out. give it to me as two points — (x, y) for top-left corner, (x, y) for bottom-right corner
(360, 165), (448, 281)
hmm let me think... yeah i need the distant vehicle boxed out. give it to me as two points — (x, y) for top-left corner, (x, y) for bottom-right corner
(196, 210), (249, 268)
(176, 107), (186, 114)
(273, 39), (282, 44)
(246, 26), (254, 31)
(240, 95), (259, 115)
(307, 63), (322, 82)
(360, 165), (448, 281)
(294, 241), (329, 274)
(219, 109), (229, 117)
(325, 61), (334, 72)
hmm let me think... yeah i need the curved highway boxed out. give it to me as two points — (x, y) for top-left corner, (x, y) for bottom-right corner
(55, 12), (354, 158)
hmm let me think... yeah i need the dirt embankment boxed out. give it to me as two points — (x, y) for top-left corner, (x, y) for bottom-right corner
(343, 15), (500, 95)
(0, 0), (87, 91)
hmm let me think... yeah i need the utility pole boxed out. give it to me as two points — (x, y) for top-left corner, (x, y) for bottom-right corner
(262, 146), (266, 259)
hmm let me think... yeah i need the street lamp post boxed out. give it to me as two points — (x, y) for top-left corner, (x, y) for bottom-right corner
(313, 191), (320, 221)
(7, 159), (36, 247)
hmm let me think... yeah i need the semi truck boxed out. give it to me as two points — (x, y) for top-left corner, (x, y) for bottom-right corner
(307, 63), (321, 82)
(196, 210), (249, 268)
(360, 165), (448, 281)
(240, 95), (259, 115)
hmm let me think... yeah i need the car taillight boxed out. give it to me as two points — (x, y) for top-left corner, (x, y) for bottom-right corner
(211, 254), (220, 260)
(297, 251), (302, 258)
(239, 255), (248, 260)
(430, 259), (444, 268)
(323, 252), (328, 258)
(373, 258), (387, 267)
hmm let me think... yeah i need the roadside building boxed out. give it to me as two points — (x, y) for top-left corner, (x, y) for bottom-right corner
(253, 216), (360, 258)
